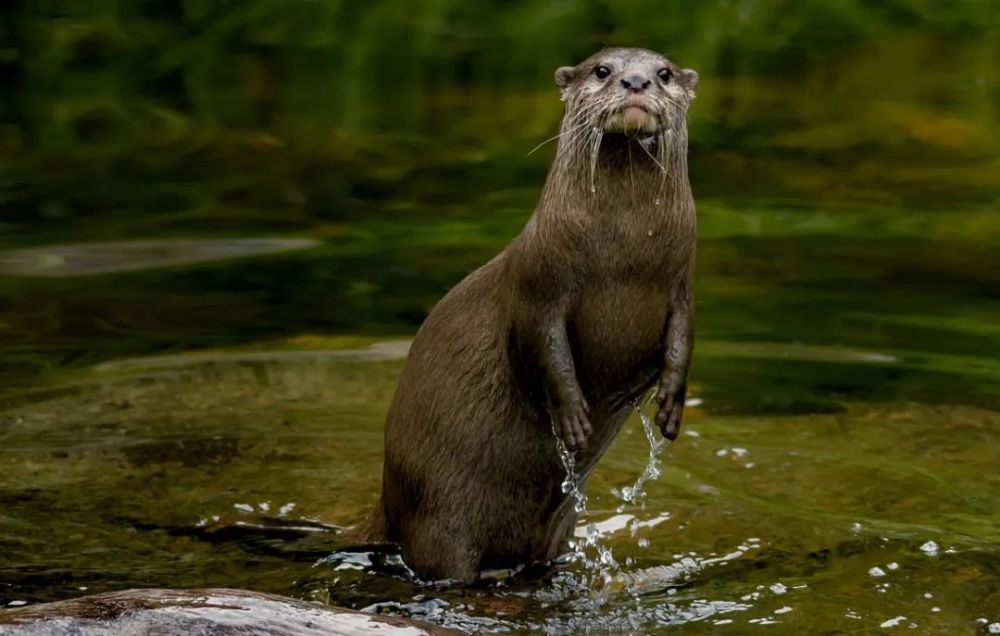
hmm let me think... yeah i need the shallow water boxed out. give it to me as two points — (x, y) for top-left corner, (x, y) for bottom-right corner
(1, 338), (997, 633)
(1, 1), (999, 634)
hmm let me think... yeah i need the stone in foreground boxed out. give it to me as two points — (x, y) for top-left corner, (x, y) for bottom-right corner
(0, 588), (462, 635)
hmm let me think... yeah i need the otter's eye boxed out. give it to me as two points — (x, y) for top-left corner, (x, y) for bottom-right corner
(593, 65), (611, 80)
(658, 68), (673, 83)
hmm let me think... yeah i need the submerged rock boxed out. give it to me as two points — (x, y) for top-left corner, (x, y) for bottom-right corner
(0, 588), (463, 635)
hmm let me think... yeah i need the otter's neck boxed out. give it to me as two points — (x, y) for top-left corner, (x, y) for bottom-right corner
(536, 124), (692, 226)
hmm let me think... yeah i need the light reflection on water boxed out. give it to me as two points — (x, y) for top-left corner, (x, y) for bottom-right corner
(0, 239), (320, 277)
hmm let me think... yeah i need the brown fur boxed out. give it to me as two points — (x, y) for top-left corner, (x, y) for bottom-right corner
(362, 48), (699, 582)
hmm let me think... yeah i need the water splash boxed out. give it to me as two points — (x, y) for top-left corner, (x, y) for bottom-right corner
(551, 421), (618, 597)
(551, 397), (672, 600)
(553, 435), (587, 516)
(614, 402), (669, 514)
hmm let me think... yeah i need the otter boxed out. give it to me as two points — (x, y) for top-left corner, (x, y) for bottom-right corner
(362, 47), (699, 583)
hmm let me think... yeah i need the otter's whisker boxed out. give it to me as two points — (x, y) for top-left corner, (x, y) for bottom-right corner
(588, 126), (603, 195)
(528, 120), (591, 156)
(627, 136), (635, 194)
(637, 136), (666, 173)
(558, 101), (605, 165)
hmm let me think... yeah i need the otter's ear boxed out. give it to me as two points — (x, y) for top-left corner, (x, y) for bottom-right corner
(678, 68), (699, 94)
(555, 66), (576, 90)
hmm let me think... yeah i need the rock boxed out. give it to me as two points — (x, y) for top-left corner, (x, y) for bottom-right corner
(0, 588), (463, 635)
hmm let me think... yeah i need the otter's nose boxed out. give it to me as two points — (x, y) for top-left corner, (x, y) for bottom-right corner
(620, 74), (651, 93)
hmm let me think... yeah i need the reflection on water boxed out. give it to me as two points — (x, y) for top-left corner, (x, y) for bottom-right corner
(0, 238), (319, 277)
(0, 0), (998, 633)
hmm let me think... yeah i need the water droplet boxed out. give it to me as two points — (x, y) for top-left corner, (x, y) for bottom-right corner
(919, 540), (939, 556)
(879, 616), (907, 628)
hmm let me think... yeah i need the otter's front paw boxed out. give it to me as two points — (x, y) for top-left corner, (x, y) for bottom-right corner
(552, 396), (592, 451)
(654, 382), (685, 441)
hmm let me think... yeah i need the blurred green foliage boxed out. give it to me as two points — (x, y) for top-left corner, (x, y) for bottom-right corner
(0, 1), (997, 396)
(1, 0), (997, 239)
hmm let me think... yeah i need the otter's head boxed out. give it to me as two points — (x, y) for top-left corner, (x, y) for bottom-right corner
(555, 48), (698, 136)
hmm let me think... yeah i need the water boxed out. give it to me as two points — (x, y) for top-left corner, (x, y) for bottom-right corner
(613, 402), (668, 511)
(547, 401), (672, 617)
(1, 1), (999, 633)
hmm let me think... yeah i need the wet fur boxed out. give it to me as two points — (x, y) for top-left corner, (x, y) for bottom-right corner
(361, 48), (698, 582)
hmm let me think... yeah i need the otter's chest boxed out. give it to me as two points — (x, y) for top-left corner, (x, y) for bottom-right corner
(569, 277), (670, 396)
